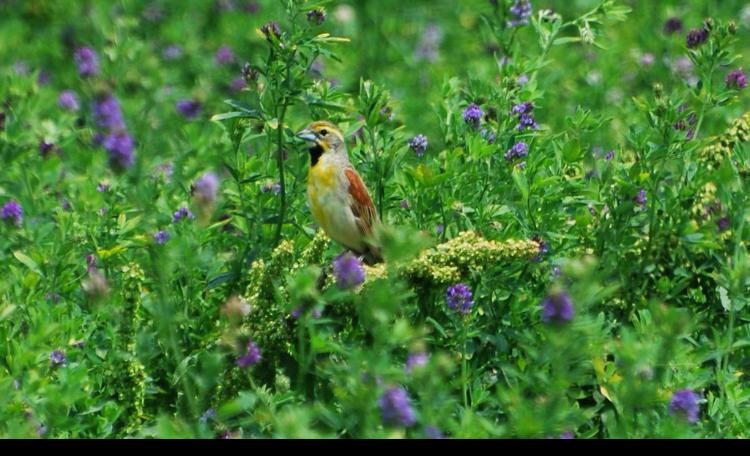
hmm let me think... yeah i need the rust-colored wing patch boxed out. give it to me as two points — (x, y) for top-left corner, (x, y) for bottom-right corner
(344, 167), (378, 236)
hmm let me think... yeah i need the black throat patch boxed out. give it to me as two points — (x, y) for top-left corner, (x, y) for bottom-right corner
(309, 144), (324, 167)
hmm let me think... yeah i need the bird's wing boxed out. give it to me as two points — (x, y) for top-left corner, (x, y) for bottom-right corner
(344, 167), (378, 237)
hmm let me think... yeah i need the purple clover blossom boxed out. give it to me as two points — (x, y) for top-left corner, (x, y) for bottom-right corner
(1, 200), (23, 226)
(405, 352), (429, 373)
(541, 290), (575, 323)
(686, 28), (709, 49)
(102, 131), (135, 170)
(172, 207), (195, 223)
(669, 389), (700, 424)
(307, 8), (326, 26)
(39, 140), (56, 157)
(462, 103), (483, 130)
(435, 224), (444, 235)
(92, 94), (126, 131)
(663, 17), (683, 35)
(635, 188), (647, 209)
(176, 99), (203, 119)
(194, 172), (220, 205)
(332, 252), (365, 290)
(512, 101), (539, 131)
(58, 90), (80, 111)
(424, 426), (445, 439)
(717, 216), (731, 232)
(261, 21), (282, 40)
(215, 46), (235, 65)
(409, 134), (428, 157)
(97, 181), (110, 193)
(261, 182), (281, 195)
(230, 77), (247, 92)
(445, 283), (474, 314)
(508, 0), (532, 27)
(504, 141), (528, 161)
(153, 230), (170, 245)
(480, 128), (496, 144)
(74, 47), (99, 77)
(379, 387), (417, 427)
(49, 350), (67, 366)
(725, 69), (747, 90)
(236, 341), (261, 368)
(162, 44), (183, 60)
(605, 150), (615, 161)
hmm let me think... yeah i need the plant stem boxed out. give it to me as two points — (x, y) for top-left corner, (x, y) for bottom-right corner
(273, 106), (288, 246)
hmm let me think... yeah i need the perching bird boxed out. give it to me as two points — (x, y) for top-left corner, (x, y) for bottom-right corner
(297, 121), (383, 264)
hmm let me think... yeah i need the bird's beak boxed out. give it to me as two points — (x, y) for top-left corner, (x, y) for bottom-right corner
(296, 129), (318, 143)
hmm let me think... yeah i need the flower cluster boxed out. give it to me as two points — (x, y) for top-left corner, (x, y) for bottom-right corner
(333, 252), (366, 290)
(634, 189), (647, 209)
(405, 231), (540, 284)
(512, 102), (539, 130)
(541, 290), (575, 323)
(669, 389), (700, 424)
(92, 93), (135, 170)
(445, 283), (474, 314)
(74, 46), (99, 77)
(172, 207), (195, 223)
(307, 8), (326, 26)
(504, 141), (528, 161)
(508, 0), (532, 27)
(1, 200), (23, 226)
(379, 387), (417, 427)
(462, 103), (483, 130)
(725, 69), (747, 90)
(409, 134), (428, 157)
(176, 99), (203, 119)
(686, 28), (709, 48)
(58, 90), (80, 111)
(236, 341), (262, 367)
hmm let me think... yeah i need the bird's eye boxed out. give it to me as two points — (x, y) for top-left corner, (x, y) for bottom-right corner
(319, 129), (328, 137)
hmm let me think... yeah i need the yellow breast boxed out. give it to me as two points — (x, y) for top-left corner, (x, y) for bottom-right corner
(307, 162), (338, 232)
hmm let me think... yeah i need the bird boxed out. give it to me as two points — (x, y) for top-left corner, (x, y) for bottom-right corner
(297, 121), (383, 264)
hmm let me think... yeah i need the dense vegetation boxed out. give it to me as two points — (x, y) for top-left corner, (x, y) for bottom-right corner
(1, 0), (749, 438)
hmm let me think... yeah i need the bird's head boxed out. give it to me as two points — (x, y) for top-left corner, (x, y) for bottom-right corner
(296, 121), (346, 164)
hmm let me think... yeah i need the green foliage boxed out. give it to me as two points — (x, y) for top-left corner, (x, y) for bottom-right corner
(1, 0), (750, 439)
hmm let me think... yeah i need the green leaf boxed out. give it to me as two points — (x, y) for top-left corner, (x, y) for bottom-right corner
(719, 286), (731, 311)
(13, 251), (43, 277)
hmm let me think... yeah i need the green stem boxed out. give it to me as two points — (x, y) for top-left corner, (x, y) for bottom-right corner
(273, 106), (288, 246)
(461, 320), (470, 409)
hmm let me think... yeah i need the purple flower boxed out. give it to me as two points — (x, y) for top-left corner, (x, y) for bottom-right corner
(162, 44), (183, 60)
(504, 141), (528, 161)
(102, 131), (135, 170)
(261, 182), (281, 195)
(172, 207), (195, 223)
(669, 389), (700, 423)
(424, 426), (445, 439)
(409, 134), (428, 157)
(725, 69), (747, 90)
(153, 230), (170, 245)
(236, 340), (261, 367)
(1, 200), (23, 226)
(58, 90), (80, 111)
(97, 181), (110, 193)
(39, 140), (56, 157)
(541, 290), (574, 323)
(215, 46), (235, 65)
(605, 150), (615, 161)
(635, 188), (647, 208)
(445, 283), (474, 314)
(49, 349), (66, 366)
(717, 216), (730, 232)
(261, 21), (281, 40)
(663, 17), (683, 35)
(176, 99), (202, 119)
(462, 103), (483, 130)
(241, 63), (259, 83)
(230, 77), (247, 92)
(332, 252), (365, 289)
(435, 224), (444, 235)
(508, 0), (532, 27)
(244, 1), (260, 14)
(194, 172), (220, 205)
(512, 102), (539, 130)
(92, 94), (126, 131)
(400, 199), (410, 210)
(686, 28), (709, 49)
(74, 47), (99, 77)
(560, 431), (575, 439)
(405, 352), (429, 373)
(517, 74), (529, 85)
(379, 387), (417, 427)
(307, 8), (326, 26)
(481, 128), (496, 144)
(640, 53), (655, 67)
